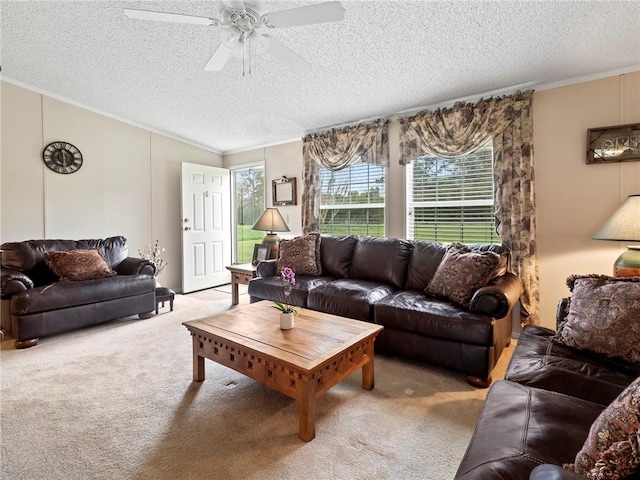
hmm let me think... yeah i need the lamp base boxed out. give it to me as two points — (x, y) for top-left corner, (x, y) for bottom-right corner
(261, 233), (281, 260)
(613, 246), (640, 277)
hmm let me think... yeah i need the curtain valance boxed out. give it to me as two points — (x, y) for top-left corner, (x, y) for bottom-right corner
(303, 119), (389, 170)
(398, 90), (533, 164)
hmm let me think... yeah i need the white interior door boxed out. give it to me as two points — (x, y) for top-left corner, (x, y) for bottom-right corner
(181, 162), (231, 293)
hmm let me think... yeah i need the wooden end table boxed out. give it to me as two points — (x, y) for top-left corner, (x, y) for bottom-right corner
(225, 263), (256, 305)
(183, 301), (383, 441)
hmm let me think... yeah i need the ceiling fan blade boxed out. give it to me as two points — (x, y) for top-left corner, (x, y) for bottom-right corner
(204, 45), (232, 71)
(264, 2), (345, 28)
(124, 8), (217, 26)
(263, 35), (311, 73)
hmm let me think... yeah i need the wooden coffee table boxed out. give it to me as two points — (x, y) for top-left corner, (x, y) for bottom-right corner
(183, 301), (383, 441)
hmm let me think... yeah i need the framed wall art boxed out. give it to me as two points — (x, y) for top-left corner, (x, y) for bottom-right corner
(586, 123), (640, 164)
(272, 176), (297, 205)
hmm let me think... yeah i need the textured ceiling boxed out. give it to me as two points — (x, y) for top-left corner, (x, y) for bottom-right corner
(2, 1), (640, 153)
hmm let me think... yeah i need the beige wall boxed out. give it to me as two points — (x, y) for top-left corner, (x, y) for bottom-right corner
(3, 72), (639, 322)
(534, 72), (640, 328)
(1, 81), (222, 291)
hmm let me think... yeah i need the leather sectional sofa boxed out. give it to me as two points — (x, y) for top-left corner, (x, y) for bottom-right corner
(248, 234), (522, 387)
(1, 236), (157, 348)
(455, 298), (640, 480)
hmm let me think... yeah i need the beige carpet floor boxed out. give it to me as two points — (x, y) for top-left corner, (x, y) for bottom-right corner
(0, 292), (513, 480)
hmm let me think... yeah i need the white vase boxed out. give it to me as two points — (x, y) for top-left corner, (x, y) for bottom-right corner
(280, 312), (294, 330)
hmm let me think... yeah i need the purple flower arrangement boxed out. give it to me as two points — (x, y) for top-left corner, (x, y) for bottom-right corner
(273, 267), (297, 314)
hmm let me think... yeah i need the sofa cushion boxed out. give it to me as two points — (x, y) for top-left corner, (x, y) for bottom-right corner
(277, 232), (322, 276)
(404, 240), (447, 291)
(569, 376), (640, 480)
(10, 274), (156, 315)
(555, 275), (640, 368)
(426, 243), (500, 307)
(506, 325), (637, 405)
(349, 236), (413, 289)
(454, 380), (605, 480)
(320, 235), (357, 279)
(44, 249), (116, 281)
(307, 279), (395, 322)
(374, 290), (497, 346)
(247, 275), (334, 308)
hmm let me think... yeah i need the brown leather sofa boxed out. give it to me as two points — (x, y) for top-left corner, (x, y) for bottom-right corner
(1, 236), (157, 348)
(248, 235), (522, 387)
(455, 299), (640, 480)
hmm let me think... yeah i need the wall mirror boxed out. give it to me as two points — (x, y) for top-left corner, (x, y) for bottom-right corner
(272, 176), (297, 206)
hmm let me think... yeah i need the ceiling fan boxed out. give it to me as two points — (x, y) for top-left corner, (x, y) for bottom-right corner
(124, 1), (345, 75)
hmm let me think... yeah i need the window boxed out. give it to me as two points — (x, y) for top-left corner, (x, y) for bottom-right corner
(406, 143), (500, 244)
(318, 162), (385, 236)
(233, 166), (265, 263)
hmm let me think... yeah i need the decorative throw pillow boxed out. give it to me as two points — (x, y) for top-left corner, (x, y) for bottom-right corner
(554, 275), (640, 367)
(566, 375), (640, 480)
(44, 249), (116, 281)
(425, 243), (500, 307)
(277, 232), (322, 276)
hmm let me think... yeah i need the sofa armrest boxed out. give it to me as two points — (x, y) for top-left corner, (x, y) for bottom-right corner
(1, 267), (34, 298)
(469, 272), (522, 319)
(530, 464), (588, 480)
(114, 257), (156, 276)
(256, 260), (277, 278)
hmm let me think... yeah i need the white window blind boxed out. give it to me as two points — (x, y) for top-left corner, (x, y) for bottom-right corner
(406, 143), (500, 244)
(319, 162), (385, 236)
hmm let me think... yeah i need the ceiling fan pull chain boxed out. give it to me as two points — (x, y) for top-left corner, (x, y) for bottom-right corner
(248, 37), (252, 75)
(242, 37), (246, 77)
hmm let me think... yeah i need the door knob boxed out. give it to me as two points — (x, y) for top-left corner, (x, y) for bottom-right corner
(184, 227), (191, 231)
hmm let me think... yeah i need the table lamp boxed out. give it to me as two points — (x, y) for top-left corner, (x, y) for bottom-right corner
(252, 208), (290, 257)
(593, 194), (640, 277)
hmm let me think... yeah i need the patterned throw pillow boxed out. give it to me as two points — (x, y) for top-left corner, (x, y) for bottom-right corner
(277, 233), (322, 276)
(566, 375), (640, 480)
(425, 243), (500, 307)
(44, 249), (116, 281)
(555, 275), (640, 367)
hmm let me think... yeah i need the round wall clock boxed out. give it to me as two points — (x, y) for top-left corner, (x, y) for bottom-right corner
(42, 141), (83, 174)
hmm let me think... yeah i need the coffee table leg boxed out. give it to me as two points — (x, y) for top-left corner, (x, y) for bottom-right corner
(193, 337), (205, 382)
(362, 344), (375, 391)
(231, 280), (239, 305)
(298, 377), (316, 441)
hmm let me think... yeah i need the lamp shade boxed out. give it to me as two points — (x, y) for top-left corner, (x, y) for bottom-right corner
(593, 194), (640, 242)
(252, 208), (290, 234)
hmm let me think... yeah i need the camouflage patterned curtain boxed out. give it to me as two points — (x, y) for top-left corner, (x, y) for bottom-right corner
(301, 119), (389, 234)
(398, 91), (539, 325)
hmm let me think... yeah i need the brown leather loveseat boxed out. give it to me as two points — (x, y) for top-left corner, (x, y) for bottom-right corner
(248, 234), (522, 387)
(455, 295), (640, 480)
(1, 236), (157, 348)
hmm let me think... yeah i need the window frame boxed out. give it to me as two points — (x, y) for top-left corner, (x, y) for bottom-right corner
(405, 142), (500, 245)
(317, 161), (387, 237)
(230, 162), (265, 264)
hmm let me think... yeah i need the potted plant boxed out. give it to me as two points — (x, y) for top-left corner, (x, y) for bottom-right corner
(273, 267), (297, 329)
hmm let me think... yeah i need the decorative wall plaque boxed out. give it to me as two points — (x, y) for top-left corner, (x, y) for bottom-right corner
(587, 123), (640, 164)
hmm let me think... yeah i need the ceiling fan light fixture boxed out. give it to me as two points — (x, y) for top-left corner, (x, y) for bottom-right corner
(220, 25), (241, 48)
